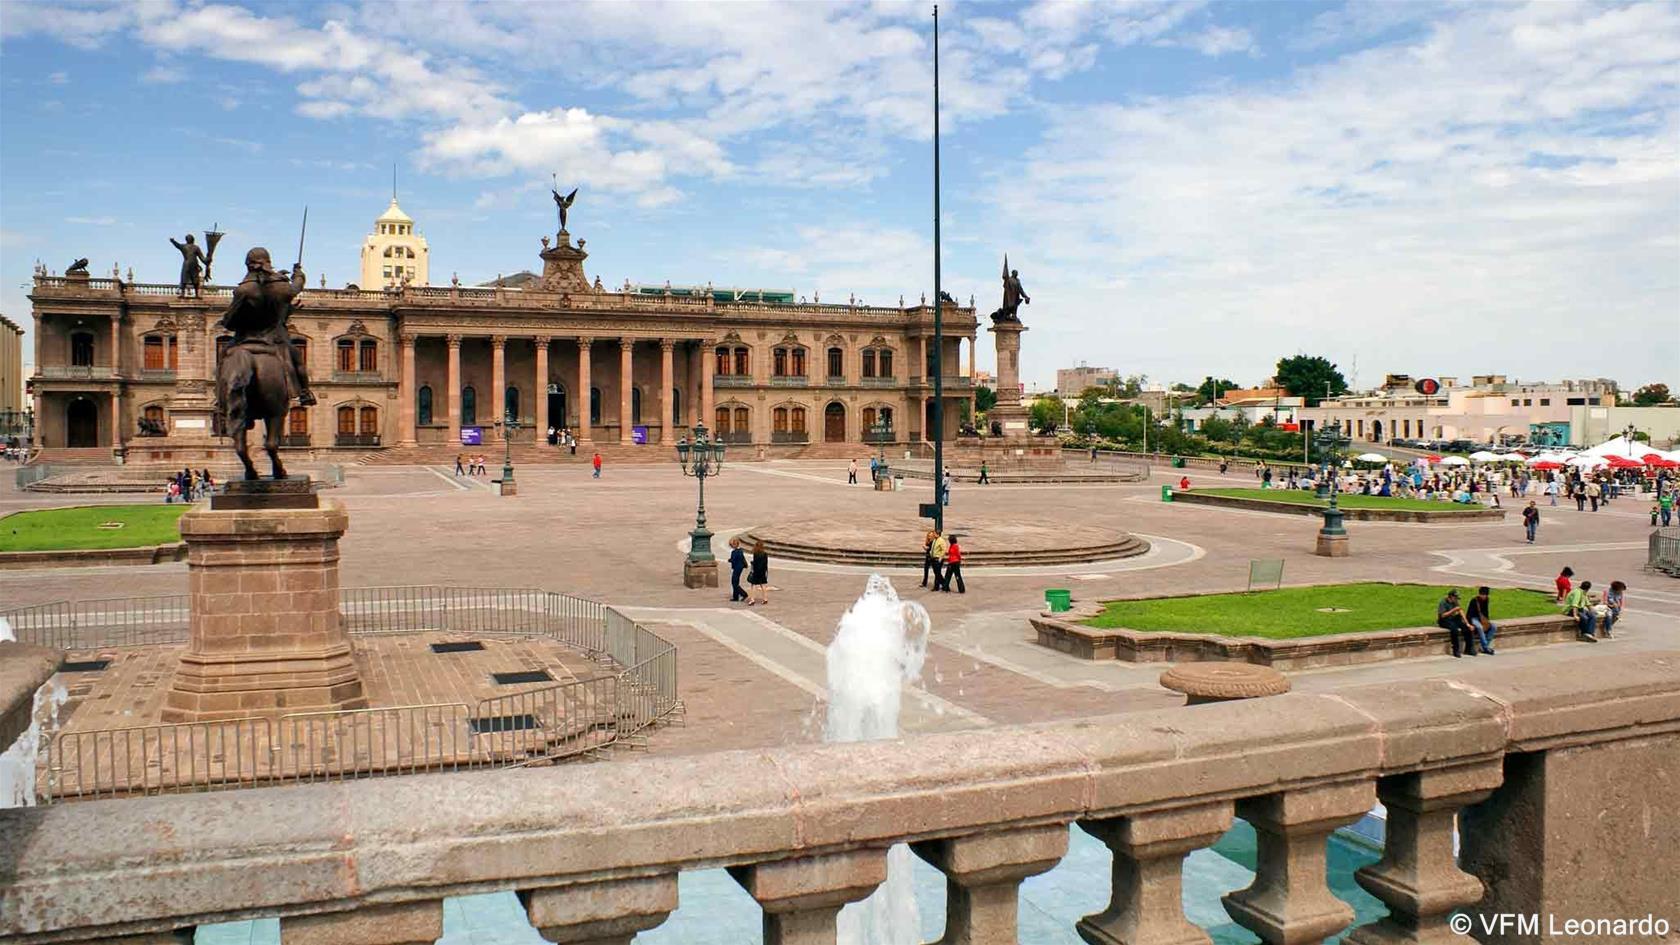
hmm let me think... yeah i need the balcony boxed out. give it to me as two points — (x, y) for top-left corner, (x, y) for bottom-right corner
(137, 368), (177, 382)
(280, 434), (312, 448)
(331, 371), (390, 386)
(771, 430), (809, 444)
(713, 374), (752, 388)
(1, 650), (1673, 943)
(863, 428), (897, 443)
(334, 434), (381, 447)
(860, 375), (899, 387)
(769, 375), (809, 387)
(719, 431), (752, 444)
(37, 365), (117, 380)
(825, 375), (847, 386)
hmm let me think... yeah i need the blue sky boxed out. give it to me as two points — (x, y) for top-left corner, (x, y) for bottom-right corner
(2, 0), (1676, 390)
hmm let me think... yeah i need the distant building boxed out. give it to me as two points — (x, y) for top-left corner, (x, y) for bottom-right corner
(1297, 376), (1618, 445)
(360, 198), (430, 288)
(0, 313), (24, 438)
(1056, 364), (1116, 397)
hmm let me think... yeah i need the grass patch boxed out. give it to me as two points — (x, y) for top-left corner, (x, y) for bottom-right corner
(1082, 583), (1559, 639)
(1194, 487), (1489, 513)
(0, 505), (187, 552)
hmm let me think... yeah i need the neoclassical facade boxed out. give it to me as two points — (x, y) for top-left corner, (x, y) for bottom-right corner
(27, 225), (977, 460)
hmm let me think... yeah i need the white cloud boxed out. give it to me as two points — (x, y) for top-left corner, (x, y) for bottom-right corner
(140, 64), (187, 84)
(46, 70), (68, 84)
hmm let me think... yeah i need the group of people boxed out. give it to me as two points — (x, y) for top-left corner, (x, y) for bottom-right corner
(454, 454), (491, 476)
(726, 537), (770, 605)
(546, 427), (580, 455)
(1555, 567), (1626, 642)
(920, 528), (966, 593)
(163, 467), (214, 503)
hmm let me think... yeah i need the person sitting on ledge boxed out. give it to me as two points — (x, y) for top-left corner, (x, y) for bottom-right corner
(1436, 589), (1477, 658)
(1562, 580), (1597, 641)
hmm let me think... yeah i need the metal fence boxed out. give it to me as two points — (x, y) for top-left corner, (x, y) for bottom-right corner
(4, 586), (680, 802)
(1650, 527), (1680, 577)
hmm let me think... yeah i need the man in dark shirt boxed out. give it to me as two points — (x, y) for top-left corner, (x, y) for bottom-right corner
(1464, 586), (1496, 655)
(1436, 589), (1477, 658)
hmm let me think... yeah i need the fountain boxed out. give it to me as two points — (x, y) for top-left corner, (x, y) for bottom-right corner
(827, 575), (930, 944)
(0, 616), (67, 809)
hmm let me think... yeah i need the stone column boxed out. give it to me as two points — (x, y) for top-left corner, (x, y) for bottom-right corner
(989, 323), (1025, 408)
(1223, 781), (1376, 945)
(619, 339), (635, 444)
(397, 334), (417, 447)
(911, 824), (1068, 945)
(491, 334), (507, 437)
(575, 337), (593, 442)
(1349, 761), (1502, 945)
(729, 850), (886, 945)
(446, 334), (462, 444)
(700, 341), (715, 430)
(967, 333), (976, 379)
(161, 489), (366, 722)
(109, 391), (123, 452)
(1078, 802), (1234, 945)
(534, 337), (550, 444)
(520, 875), (678, 945)
(280, 901), (442, 945)
(659, 339), (676, 444)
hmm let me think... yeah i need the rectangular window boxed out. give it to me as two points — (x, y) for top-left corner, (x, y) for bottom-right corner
(288, 407), (308, 436)
(337, 407), (356, 435)
(1539, 398), (1550, 406)
(773, 407), (789, 432)
(792, 349), (806, 376)
(1523, 399), (1532, 406)
(360, 406), (378, 435)
(168, 336), (178, 370)
(774, 348), (787, 376)
(734, 348), (749, 376)
(1511, 399), (1520, 406)
(358, 341), (377, 372)
(715, 347), (731, 376)
(383, 266), (392, 278)
(337, 340), (355, 372)
(1566, 397), (1586, 406)
(828, 348), (843, 377)
(879, 350), (893, 377)
(862, 351), (876, 378)
(144, 337), (165, 370)
(792, 408), (806, 433)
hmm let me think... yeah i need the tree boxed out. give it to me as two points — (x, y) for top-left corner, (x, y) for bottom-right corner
(974, 386), (997, 413)
(1200, 416), (1236, 442)
(1274, 355), (1349, 406)
(1197, 376), (1238, 404)
(1029, 395), (1064, 434)
(1632, 383), (1673, 406)
(1119, 373), (1147, 398)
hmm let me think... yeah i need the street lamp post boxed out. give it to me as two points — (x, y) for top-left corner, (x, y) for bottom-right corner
(494, 416), (518, 496)
(677, 421), (726, 587)
(870, 419), (892, 489)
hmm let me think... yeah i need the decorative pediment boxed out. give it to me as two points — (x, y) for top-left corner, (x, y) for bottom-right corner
(151, 315), (179, 333)
(824, 333), (845, 346)
(779, 331), (802, 346)
(719, 329), (744, 345)
(868, 335), (890, 347)
(344, 318), (371, 336)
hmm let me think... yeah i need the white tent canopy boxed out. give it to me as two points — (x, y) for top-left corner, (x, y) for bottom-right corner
(1437, 455), (1470, 466)
(1469, 450), (1501, 462)
(1568, 455), (1608, 468)
(1584, 435), (1660, 459)
(1355, 452), (1388, 463)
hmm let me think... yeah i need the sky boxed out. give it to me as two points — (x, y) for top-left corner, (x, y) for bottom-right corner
(2, 0), (1677, 392)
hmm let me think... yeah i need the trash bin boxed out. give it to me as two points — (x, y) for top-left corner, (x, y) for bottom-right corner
(1045, 588), (1072, 613)
(1172, 456), (1185, 468)
(1161, 485), (1173, 502)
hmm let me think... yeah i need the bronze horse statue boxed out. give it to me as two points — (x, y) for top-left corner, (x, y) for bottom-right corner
(216, 247), (314, 480)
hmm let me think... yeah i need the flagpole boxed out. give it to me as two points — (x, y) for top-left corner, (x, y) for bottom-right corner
(931, 3), (945, 534)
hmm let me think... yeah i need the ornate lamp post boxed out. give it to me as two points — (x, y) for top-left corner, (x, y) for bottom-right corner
(870, 419), (892, 488)
(677, 421), (726, 587)
(1313, 420), (1350, 500)
(494, 415), (517, 496)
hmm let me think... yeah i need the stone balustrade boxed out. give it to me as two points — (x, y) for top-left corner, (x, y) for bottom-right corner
(2, 651), (1676, 945)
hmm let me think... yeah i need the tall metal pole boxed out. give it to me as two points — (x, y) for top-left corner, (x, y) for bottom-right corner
(931, 4), (945, 533)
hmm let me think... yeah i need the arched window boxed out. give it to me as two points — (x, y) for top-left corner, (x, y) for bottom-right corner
(358, 339), (377, 372)
(359, 405), (378, 436)
(336, 338), (355, 372)
(505, 386), (520, 424)
(631, 387), (643, 425)
(417, 385), (433, 426)
(879, 406), (894, 428)
(336, 405), (356, 436)
(589, 387), (601, 424)
(862, 407), (877, 430)
(461, 386), (477, 426)
(288, 406), (309, 436)
(70, 332), (94, 367)
(827, 347), (843, 378)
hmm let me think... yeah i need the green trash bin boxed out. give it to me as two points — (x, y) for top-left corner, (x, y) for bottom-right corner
(1045, 588), (1072, 613)
(1172, 456), (1185, 468)
(1161, 484), (1173, 502)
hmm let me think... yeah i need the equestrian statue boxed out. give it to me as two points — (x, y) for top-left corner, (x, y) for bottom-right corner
(216, 221), (316, 479)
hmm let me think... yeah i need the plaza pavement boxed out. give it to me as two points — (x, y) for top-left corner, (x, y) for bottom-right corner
(3, 459), (1674, 757)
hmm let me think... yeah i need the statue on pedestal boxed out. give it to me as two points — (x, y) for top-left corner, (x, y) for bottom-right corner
(989, 253), (1030, 324)
(551, 180), (578, 235)
(171, 234), (209, 297)
(216, 246), (315, 479)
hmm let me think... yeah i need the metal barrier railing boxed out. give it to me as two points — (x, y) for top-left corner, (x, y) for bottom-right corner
(1650, 527), (1680, 576)
(5, 586), (680, 803)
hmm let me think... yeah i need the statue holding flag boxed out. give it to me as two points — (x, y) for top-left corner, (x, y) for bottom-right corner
(989, 253), (1030, 324)
(170, 227), (223, 298)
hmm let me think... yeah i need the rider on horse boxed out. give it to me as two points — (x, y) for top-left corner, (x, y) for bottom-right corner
(218, 247), (316, 407)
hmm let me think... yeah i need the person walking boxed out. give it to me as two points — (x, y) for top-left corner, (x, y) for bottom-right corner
(1573, 479), (1587, 511)
(1465, 586), (1497, 654)
(747, 539), (770, 605)
(942, 534), (965, 593)
(848, 458), (858, 485)
(1587, 479), (1600, 512)
(977, 461), (990, 485)
(591, 451), (603, 478)
(1436, 589), (1477, 658)
(941, 468), (953, 507)
(921, 528), (939, 588)
(1661, 490), (1673, 527)
(1545, 476), (1559, 506)
(727, 537), (749, 603)
(929, 530), (950, 591)
(1522, 501), (1540, 544)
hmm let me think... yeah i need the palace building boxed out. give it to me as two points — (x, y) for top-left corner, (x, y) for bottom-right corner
(26, 200), (978, 462)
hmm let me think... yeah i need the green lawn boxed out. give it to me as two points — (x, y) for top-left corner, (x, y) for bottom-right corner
(0, 505), (187, 552)
(1194, 487), (1488, 513)
(1082, 583), (1559, 639)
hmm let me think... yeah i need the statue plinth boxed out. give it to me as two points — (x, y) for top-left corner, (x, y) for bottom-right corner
(539, 231), (591, 294)
(988, 320), (1027, 407)
(964, 319), (1057, 467)
(161, 483), (366, 722)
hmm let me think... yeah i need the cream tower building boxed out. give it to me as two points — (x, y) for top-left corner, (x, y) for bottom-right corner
(359, 198), (429, 288)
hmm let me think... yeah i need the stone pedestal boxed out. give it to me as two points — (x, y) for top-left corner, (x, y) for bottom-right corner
(874, 476), (895, 491)
(1315, 533), (1349, 557)
(499, 478), (518, 497)
(683, 558), (719, 588)
(539, 232), (591, 294)
(161, 479), (366, 722)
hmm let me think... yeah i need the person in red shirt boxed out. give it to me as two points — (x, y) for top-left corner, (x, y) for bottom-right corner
(943, 535), (965, 594)
(592, 452), (603, 479)
(1179, 475), (1191, 491)
(1555, 566), (1574, 602)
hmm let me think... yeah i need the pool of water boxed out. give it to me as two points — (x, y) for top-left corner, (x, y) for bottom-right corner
(194, 820), (1386, 945)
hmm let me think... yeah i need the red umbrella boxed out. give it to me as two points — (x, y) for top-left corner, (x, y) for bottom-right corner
(1605, 455), (1643, 468)
(1425, 454), (1443, 463)
(1531, 460), (1564, 471)
(1647, 457), (1679, 469)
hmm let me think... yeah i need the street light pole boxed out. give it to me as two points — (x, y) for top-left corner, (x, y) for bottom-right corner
(677, 421), (726, 587)
(930, 3), (945, 534)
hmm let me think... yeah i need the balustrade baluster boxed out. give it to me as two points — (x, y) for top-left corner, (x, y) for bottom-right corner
(520, 874), (677, 945)
(912, 823), (1068, 945)
(1348, 761), (1502, 945)
(1222, 780), (1376, 945)
(279, 900), (441, 944)
(1077, 802), (1233, 945)
(729, 849), (887, 945)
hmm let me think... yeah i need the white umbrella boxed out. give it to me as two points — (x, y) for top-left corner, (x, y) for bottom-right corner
(1469, 450), (1500, 462)
(1567, 455), (1607, 468)
(1584, 435), (1659, 459)
(1438, 455), (1469, 466)
(1355, 452), (1388, 463)
(1526, 452), (1564, 466)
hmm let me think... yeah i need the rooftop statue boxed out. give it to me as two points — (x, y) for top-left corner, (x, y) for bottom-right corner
(551, 180), (578, 235)
(989, 253), (1029, 324)
(65, 257), (90, 276)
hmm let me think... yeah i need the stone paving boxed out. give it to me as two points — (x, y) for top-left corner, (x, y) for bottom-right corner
(5, 460), (1675, 762)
